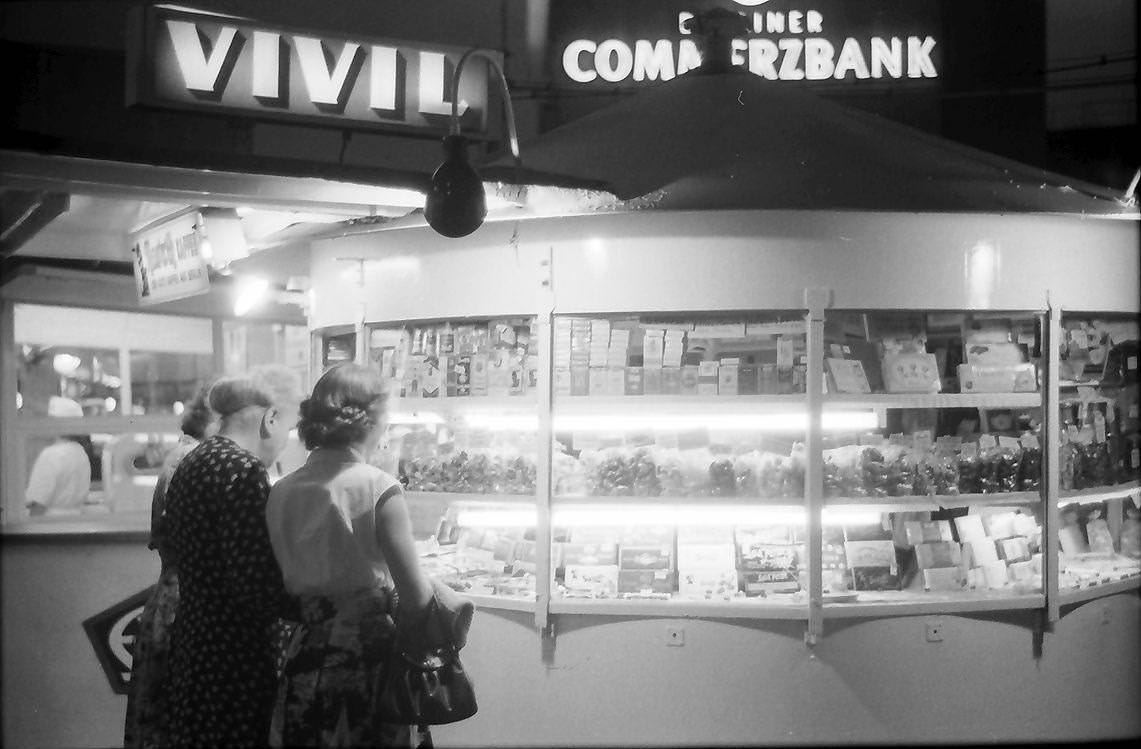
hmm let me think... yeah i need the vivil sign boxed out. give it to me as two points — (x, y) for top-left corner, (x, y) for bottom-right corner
(550, 0), (943, 87)
(126, 4), (496, 137)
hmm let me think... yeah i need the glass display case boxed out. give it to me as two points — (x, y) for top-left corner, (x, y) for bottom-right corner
(321, 302), (1140, 629)
(362, 317), (542, 610)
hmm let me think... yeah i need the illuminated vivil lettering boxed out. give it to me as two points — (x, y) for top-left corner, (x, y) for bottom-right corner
(563, 35), (937, 83)
(163, 19), (465, 117)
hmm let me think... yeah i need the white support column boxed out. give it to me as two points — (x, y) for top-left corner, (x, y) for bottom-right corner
(535, 246), (555, 634)
(1043, 303), (1062, 623)
(803, 287), (829, 645)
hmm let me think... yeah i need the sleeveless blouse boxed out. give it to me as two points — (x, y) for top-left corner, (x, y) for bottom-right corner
(266, 447), (401, 598)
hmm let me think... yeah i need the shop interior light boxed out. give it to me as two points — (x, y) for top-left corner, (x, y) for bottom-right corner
(386, 411), (447, 426)
(551, 410), (879, 433)
(463, 412), (540, 431)
(52, 353), (81, 376)
(455, 505), (885, 529)
(425, 49), (521, 238)
(455, 507), (537, 527)
(233, 275), (270, 316)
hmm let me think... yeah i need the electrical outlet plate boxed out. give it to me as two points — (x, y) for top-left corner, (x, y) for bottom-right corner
(925, 621), (944, 642)
(666, 626), (685, 646)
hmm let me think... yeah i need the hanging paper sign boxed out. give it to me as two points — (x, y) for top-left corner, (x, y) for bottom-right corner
(130, 210), (210, 306)
(82, 586), (155, 694)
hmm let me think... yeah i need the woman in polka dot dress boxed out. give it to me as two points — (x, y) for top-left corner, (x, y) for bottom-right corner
(163, 366), (302, 748)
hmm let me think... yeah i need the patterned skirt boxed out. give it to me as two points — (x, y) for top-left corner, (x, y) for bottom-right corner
(269, 588), (430, 748)
(124, 567), (179, 749)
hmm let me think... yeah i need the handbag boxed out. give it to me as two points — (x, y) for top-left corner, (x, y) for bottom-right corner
(376, 588), (478, 726)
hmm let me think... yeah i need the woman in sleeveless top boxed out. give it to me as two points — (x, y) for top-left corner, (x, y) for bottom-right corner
(266, 363), (435, 748)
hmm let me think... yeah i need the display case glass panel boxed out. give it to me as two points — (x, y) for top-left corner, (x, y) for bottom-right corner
(818, 310), (1048, 614)
(365, 317), (540, 607)
(1056, 312), (1141, 598)
(548, 311), (819, 614)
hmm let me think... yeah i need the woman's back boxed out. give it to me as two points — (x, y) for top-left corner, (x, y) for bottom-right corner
(267, 447), (400, 598)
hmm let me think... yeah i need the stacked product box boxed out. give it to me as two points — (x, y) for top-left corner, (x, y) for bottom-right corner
(735, 525), (802, 596)
(676, 526), (737, 600)
(902, 519), (966, 591)
(954, 511), (1042, 591)
(617, 526), (676, 597)
(386, 318), (536, 398)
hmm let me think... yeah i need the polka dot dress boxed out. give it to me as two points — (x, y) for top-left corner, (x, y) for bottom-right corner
(164, 435), (292, 748)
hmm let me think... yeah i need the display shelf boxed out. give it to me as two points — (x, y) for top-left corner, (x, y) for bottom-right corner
(1057, 482), (1141, 506)
(549, 596), (808, 620)
(1058, 575), (1141, 607)
(554, 394), (807, 412)
(407, 491), (535, 505)
(551, 494), (805, 507)
(822, 392), (1042, 409)
(391, 395), (537, 417)
(464, 592), (537, 613)
(823, 491), (1042, 509)
(821, 591), (1045, 618)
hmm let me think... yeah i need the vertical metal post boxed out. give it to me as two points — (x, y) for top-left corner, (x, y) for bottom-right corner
(0, 300), (24, 523)
(803, 287), (829, 645)
(212, 317), (227, 375)
(535, 246), (555, 635)
(1043, 303), (1062, 624)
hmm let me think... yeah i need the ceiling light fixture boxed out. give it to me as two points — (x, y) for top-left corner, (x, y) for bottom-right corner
(425, 49), (521, 238)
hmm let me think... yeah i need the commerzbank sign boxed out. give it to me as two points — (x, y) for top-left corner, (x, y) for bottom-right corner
(127, 4), (494, 136)
(555, 0), (942, 85)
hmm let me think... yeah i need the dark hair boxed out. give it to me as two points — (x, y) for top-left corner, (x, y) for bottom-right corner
(297, 363), (387, 450)
(180, 383), (216, 440)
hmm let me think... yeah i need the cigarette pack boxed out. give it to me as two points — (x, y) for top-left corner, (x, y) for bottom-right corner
(570, 366), (589, 396)
(661, 367), (682, 394)
(680, 365), (700, 394)
(624, 366), (644, 395)
(605, 367), (626, 396)
(469, 354), (488, 396)
(642, 367), (662, 394)
(737, 364), (759, 395)
(588, 368), (608, 396)
(553, 366), (572, 396)
(718, 363), (739, 396)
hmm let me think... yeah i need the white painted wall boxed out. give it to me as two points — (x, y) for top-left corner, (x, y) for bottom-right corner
(2, 540), (1138, 748)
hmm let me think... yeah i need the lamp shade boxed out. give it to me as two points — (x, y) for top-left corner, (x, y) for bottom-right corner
(425, 135), (487, 238)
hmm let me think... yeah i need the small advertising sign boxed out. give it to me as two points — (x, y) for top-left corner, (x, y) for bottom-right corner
(82, 586), (155, 694)
(130, 209), (211, 306)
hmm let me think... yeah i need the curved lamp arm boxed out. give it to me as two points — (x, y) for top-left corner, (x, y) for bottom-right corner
(450, 49), (521, 168)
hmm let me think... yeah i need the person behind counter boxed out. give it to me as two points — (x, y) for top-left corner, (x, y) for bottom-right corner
(162, 366), (303, 748)
(123, 382), (217, 749)
(265, 363), (436, 748)
(24, 396), (92, 516)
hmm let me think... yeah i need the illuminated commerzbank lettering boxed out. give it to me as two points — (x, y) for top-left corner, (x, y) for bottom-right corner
(562, 7), (938, 84)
